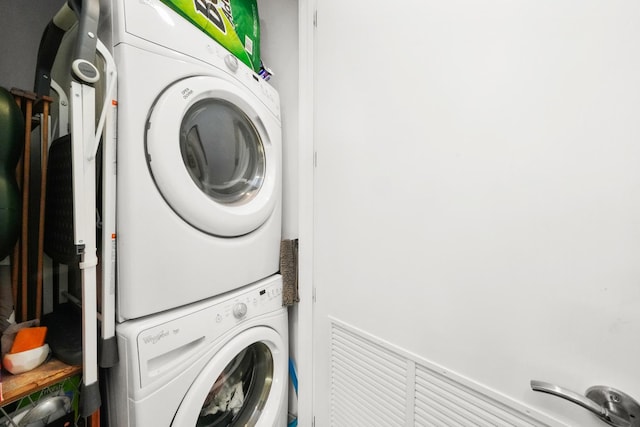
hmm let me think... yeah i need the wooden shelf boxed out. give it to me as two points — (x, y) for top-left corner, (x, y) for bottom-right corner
(1, 358), (81, 406)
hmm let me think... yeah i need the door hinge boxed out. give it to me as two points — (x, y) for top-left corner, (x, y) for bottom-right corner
(313, 9), (318, 27)
(312, 287), (317, 303)
(312, 416), (316, 427)
(314, 151), (318, 167)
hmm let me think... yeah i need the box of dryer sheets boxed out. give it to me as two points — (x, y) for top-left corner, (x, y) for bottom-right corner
(160, 0), (261, 72)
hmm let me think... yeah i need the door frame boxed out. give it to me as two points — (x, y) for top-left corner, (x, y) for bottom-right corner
(296, 0), (317, 426)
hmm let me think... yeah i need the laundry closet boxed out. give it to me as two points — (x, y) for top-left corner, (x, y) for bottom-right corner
(2, 1), (640, 427)
(1, 0), (297, 425)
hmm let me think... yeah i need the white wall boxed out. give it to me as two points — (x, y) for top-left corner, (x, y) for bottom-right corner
(0, 0), (66, 91)
(311, 1), (640, 425)
(259, 0), (300, 241)
(256, 0), (301, 420)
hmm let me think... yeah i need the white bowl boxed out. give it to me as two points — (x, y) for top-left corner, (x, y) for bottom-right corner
(3, 344), (50, 374)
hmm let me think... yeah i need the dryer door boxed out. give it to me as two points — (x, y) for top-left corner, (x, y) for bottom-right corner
(146, 75), (279, 237)
(172, 327), (287, 427)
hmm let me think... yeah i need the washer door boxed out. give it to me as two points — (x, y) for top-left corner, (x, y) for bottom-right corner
(146, 75), (278, 237)
(172, 327), (286, 427)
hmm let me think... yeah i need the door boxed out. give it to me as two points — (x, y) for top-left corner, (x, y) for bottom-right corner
(172, 327), (286, 426)
(311, 1), (640, 426)
(146, 75), (278, 237)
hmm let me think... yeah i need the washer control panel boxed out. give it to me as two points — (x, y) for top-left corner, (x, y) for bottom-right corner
(131, 275), (283, 390)
(222, 283), (282, 323)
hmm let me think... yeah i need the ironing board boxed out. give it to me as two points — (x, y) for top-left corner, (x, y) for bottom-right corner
(33, 0), (118, 421)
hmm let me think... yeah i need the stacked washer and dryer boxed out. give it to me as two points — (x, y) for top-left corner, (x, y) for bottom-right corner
(100, 1), (289, 425)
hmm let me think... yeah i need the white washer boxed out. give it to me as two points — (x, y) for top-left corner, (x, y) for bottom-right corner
(104, 0), (282, 320)
(107, 274), (288, 426)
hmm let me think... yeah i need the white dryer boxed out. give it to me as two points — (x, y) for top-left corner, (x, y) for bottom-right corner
(104, 0), (282, 320)
(106, 274), (288, 426)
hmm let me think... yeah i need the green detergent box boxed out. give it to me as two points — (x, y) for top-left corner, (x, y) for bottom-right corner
(160, 0), (261, 72)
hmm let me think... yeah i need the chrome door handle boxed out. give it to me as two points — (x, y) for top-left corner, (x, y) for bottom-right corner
(531, 380), (640, 427)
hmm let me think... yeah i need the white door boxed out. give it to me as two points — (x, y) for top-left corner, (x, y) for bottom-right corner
(311, 1), (640, 426)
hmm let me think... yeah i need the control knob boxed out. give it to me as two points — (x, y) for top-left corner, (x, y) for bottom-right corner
(224, 54), (239, 73)
(233, 302), (248, 319)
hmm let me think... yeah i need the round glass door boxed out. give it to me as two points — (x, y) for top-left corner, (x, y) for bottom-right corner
(180, 99), (265, 205)
(146, 76), (279, 237)
(196, 343), (273, 427)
